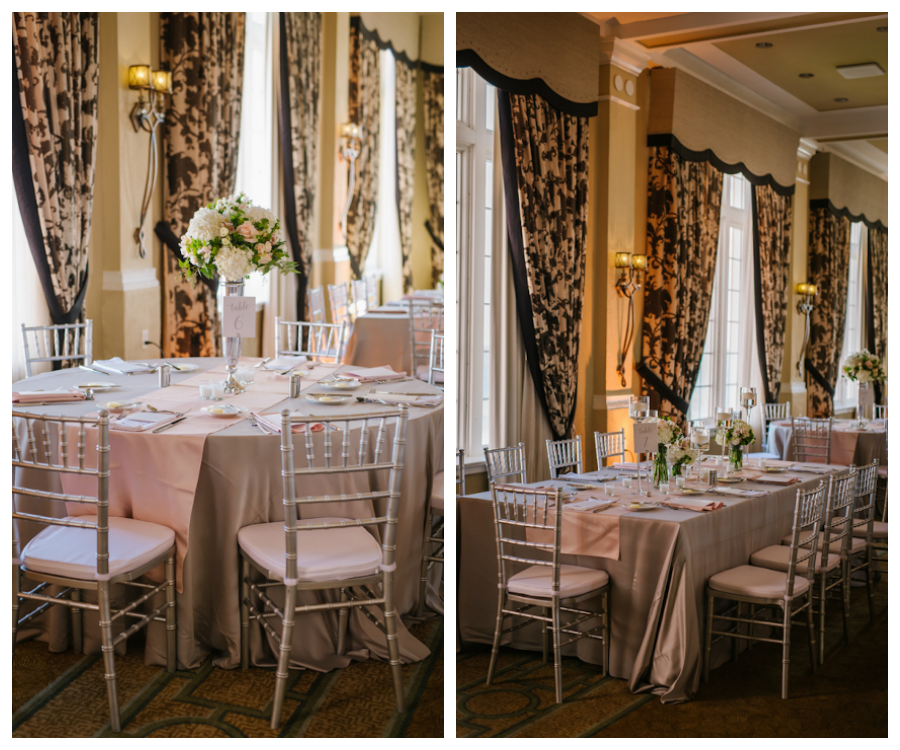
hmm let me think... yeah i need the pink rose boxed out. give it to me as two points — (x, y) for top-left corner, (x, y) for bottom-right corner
(236, 221), (258, 243)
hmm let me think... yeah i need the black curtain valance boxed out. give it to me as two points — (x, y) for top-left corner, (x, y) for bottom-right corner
(648, 134), (795, 197)
(351, 15), (418, 69)
(457, 49), (597, 118)
(808, 198), (887, 233)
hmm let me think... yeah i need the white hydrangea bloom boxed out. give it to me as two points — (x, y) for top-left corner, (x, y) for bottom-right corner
(187, 208), (226, 242)
(246, 205), (276, 226)
(214, 245), (255, 281)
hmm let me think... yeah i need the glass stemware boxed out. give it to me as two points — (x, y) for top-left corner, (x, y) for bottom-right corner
(628, 396), (650, 495)
(689, 421), (710, 476)
(740, 387), (757, 455)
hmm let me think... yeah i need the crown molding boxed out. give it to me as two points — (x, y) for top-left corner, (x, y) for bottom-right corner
(598, 38), (652, 76)
(797, 138), (819, 161)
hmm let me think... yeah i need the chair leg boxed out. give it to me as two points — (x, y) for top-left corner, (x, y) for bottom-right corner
(541, 607), (549, 664)
(165, 554), (177, 673)
(336, 588), (349, 656)
(601, 590), (610, 678)
(841, 561), (851, 648)
(806, 593), (817, 675)
(416, 508), (432, 618)
(703, 594), (714, 683)
(747, 604), (755, 650)
(732, 601), (741, 664)
(270, 584), (297, 731)
(486, 591), (505, 686)
(240, 555), (250, 670)
(98, 581), (121, 733)
(780, 604), (791, 700)
(866, 546), (876, 621)
(818, 574), (827, 665)
(71, 589), (83, 655)
(12, 565), (20, 655)
(381, 573), (405, 713)
(551, 599), (563, 704)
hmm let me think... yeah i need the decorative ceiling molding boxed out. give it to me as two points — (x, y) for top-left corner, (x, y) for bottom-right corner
(598, 38), (652, 76)
(797, 138), (818, 161)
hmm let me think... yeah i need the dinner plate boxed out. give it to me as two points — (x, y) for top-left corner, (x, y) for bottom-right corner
(674, 487), (705, 496)
(101, 401), (141, 414)
(626, 502), (659, 512)
(76, 382), (120, 392)
(319, 378), (362, 391)
(305, 393), (353, 405)
(764, 467), (788, 473)
(201, 404), (247, 417)
(717, 476), (745, 483)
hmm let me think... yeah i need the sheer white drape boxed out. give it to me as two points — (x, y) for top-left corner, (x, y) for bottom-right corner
(12, 191), (51, 382)
(487, 126), (553, 482)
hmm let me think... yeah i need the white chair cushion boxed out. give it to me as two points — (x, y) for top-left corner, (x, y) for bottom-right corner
(780, 531), (867, 554)
(508, 564), (609, 599)
(238, 517), (382, 582)
(854, 521), (888, 540)
(21, 515), (174, 581)
(708, 564), (810, 600)
(750, 544), (841, 575)
(431, 471), (444, 512)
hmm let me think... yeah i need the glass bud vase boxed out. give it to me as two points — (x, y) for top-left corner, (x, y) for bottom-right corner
(223, 279), (246, 394)
(857, 381), (870, 427)
(729, 445), (743, 473)
(652, 445), (668, 488)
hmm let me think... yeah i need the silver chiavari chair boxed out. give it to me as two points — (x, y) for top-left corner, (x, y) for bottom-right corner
(594, 429), (626, 469)
(428, 331), (445, 389)
(12, 410), (177, 732)
(546, 436), (583, 479)
(238, 406), (409, 729)
(853, 455), (888, 577)
(762, 402), (790, 452)
(874, 404), (887, 420)
(408, 301), (444, 381)
(416, 446), (449, 618)
(768, 470), (857, 662)
(307, 286), (326, 323)
(365, 274), (380, 310)
(486, 484), (610, 703)
(327, 281), (353, 328)
(22, 320), (93, 377)
(847, 460), (879, 620)
(457, 447), (466, 496)
(274, 318), (347, 364)
(791, 416), (833, 463)
(351, 278), (369, 317)
(484, 443), (527, 485)
(703, 481), (825, 699)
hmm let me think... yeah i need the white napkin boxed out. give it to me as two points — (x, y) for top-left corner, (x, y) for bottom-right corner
(566, 497), (614, 512)
(263, 356), (309, 371)
(712, 486), (766, 497)
(791, 463), (836, 474)
(342, 366), (407, 382)
(92, 357), (154, 375)
(110, 411), (178, 432)
(371, 391), (443, 407)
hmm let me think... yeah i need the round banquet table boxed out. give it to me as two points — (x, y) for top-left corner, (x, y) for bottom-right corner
(344, 304), (415, 375)
(13, 357), (444, 672)
(768, 418), (887, 466)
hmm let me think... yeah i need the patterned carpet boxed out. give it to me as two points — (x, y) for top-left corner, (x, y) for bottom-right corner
(13, 617), (442, 738)
(457, 573), (887, 737)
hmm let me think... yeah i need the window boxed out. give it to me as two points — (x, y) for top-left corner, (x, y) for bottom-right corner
(835, 222), (865, 409)
(689, 173), (761, 423)
(456, 69), (495, 456)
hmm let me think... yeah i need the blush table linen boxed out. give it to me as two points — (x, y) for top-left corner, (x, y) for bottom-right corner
(344, 306), (414, 374)
(768, 419), (886, 466)
(13, 358), (443, 674)
(458, 467), (844, 704)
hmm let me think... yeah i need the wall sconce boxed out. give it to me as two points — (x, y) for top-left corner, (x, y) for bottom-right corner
(795, 281), (817, 377)
(128, 65), (172, 259)
(613, 252), (646, 387)
(338, 122), (361, 242)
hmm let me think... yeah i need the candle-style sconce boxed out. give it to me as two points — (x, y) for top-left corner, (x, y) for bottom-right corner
(795, 281), (818, 377)
(129, 65), (172, 259)
(613, 252), (646, 387)
(338, 122), (361, 243)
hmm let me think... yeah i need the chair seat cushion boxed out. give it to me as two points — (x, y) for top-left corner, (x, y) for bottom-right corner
(508, 564), (609, 599)
(780, 531), (867, 554)
(21, 515), (175, 581)
(854, 521), (888, 539)
(431, 471), (444, 512)
(708, 564), (809, 600)
(238, 517), (381, 582)
(750, 544), (841, 575)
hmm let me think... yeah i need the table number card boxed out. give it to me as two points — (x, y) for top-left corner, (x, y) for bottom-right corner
(858, 386), (875, 408)
(222, 297), (256, 337)
(633, 422), (657, 454)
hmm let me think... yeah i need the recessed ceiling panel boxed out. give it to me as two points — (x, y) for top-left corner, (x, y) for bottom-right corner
(714, 19), (887, 111)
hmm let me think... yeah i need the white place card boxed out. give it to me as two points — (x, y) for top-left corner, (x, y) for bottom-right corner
(633, 422), (657, 454)
(222, 296), (256, 337)
(858, 386), (875, 408)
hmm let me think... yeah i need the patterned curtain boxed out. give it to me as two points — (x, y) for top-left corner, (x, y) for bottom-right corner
(281, 12), (321, 319)
(752, 185), (793, 404)
(395, 57), (418, 293)
(13, 13), (98, 366)
(806, 205), (851, 416)
(422, 66), (444, 287)
(346, 21), (379, 280)
(160, 12), (246, 357)
(639, 146), (724, 429)
(867, 225), (888, 402)
(499, 91), (589, 441)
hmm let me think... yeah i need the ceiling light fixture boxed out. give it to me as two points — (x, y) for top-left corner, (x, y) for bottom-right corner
(836, 62), (885, 79)
(755, 41), (773, 48)
(799, 73), (814, 78)
(834, 97), (849, 103)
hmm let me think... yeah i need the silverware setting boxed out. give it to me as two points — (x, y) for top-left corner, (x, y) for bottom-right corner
(79, 365), (108, 375)
(152, 416), (187, 433)
(254, 357), (273, 369)
(247, 414), (270, 434)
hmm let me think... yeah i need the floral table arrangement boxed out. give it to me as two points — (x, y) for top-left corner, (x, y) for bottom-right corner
(715, 419), (754, 472)
(842, 349), (886, 425)
(665, 437), (702, 480)
(651, 417), (682, 487)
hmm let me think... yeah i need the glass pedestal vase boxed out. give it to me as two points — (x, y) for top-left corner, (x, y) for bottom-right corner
(652, 447), (668, 488)
(857, 381), (871, 428)
(222, 280), (246, 394)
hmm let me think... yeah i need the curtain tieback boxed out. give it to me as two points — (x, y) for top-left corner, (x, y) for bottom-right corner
(635, 361), (690, 414)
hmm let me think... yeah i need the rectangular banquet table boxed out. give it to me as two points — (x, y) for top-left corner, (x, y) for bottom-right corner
(457, 463), (846, 703)
(13, 358), (444, 673)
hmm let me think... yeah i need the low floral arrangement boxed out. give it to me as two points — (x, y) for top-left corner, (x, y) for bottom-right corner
(665, 437), (702, 477)
(178, 193), (298, 284)
(715, 419), (754, 471)
(842, 350), (886, 384)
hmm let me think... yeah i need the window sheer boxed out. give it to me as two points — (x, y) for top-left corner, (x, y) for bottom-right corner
(835, 222), (865, 410)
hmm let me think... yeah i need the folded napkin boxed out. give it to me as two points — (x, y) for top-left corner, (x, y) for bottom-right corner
(749, 474), (801, 486)
(755, 459), (796, 469)
(662, 499), (725, 512)
(615, 461), (653, 472)
(262, 355), (309, 371)
(562, 473), (609, 483)
(341, 366), (407, 382)
(253, 412), (337, 435)
(566, 497), (615, 512)
(369, 391), (443, 407)
(12, 388), (86, 404)
(791, 463), (836, 474)
(711, 486), (766, 498)
(92, 357), (154, 375)
(110, 411), (179, 432)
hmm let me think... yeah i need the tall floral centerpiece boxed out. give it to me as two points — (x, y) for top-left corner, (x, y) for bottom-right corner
(715, 419), (754, 472)
(666, 437), (701, 480)
(651, 417), (681, 487)
(842, 350), (886, 425)
(179, 194), (297, 393)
